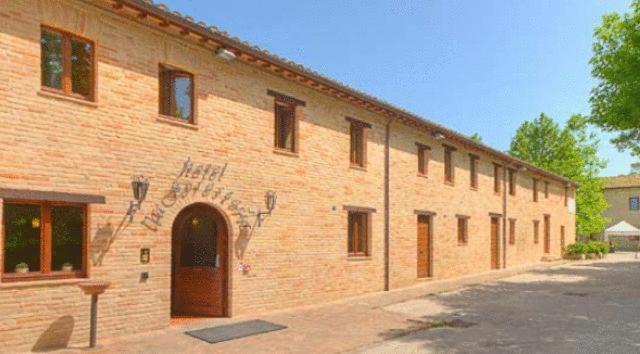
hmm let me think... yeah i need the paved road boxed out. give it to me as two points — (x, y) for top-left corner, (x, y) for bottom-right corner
(359, 253), (640, 354)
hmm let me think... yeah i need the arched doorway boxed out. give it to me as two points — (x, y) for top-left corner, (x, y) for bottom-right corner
(171, 203), (228, 317)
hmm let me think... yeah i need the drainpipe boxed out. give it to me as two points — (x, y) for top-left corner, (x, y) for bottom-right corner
(502, 163), (508, 269)
(384, 118), (391, 291)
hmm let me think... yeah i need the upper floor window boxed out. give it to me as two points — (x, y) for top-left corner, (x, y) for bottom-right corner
(564, 186), (569, 206)
(544, 181), (549, 198)
(493, 163), (502, 194)
(533, 178), (539, 202)
(508, 168), (516, 196)
(630, 196), (639, 211)
(444, 145), (456, 184)
(41, 27), (94, 100)
(159, 65), (194, 122)
(347, 118), (370, 168)
(268, 90), (305, 154)
(3, 201), (86, 281)
(417, 143), (430, 176)
(469, 154), (479, 189)
(457, 216), (469, 245)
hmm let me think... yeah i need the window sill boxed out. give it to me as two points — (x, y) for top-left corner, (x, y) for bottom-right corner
(156, 115), (199, 130)
(38, 90), (98, 108)
(0, 276), (86, 289)
(273, 148), (299, 158)
(350, 164), (367, 172)
(417, 173), (429, 179)
(347, 255), (372, 261)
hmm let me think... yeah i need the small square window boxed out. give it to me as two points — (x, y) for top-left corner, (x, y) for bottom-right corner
(630, 197), (639, 211)
(159, 65), (194, 122)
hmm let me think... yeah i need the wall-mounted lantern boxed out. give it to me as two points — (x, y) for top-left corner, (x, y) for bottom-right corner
(127, 175), (149, 222)
(256, 190), (277, 227)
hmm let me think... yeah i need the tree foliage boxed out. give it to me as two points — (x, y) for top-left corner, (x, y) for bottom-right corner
(590, 1), (640, 156)
(509, 113), (609, 237)
(469, 133), (483, 143)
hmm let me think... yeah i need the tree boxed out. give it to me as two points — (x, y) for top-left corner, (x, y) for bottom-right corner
(469, 133), (483, 143)
(590, 1), (640, 157)
(509, 113), (609, 237)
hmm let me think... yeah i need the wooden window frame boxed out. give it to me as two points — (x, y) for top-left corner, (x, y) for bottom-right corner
(40, 26), (96, 101)
(347, 211), (371, 257)
(347, 117), (371, 169)
(493, 163), (502, 194)
(159, 64), (195, 124)
(508, 168), (516, 196)
(533, 178), (539, 202)
(2, 200), (88, 282)
(416, 143), (430, 176)
(508, 218), (516, 245)
(533, 220), (540, 244)
(443, 145), (456, 185)
(544, 181), (549, 199)
(456, 215), (469, 245)
(469, 154), (479, 190)
(268, 90), (304, 155)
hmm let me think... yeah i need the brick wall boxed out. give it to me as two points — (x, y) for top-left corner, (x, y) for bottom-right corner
(0, 0), (575, 351)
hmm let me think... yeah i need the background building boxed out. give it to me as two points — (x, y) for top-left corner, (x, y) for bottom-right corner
(600, 174), (640, 250)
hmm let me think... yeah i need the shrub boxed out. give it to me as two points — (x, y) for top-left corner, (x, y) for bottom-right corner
(586, 241), (609, 254)
(565, 242), (587, 255)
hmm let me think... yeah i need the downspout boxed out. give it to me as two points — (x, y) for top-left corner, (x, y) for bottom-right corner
(384, 118), (391, 291)
(502, 163), (508, 269)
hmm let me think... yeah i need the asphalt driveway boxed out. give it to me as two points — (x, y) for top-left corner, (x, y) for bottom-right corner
(359, 252), (640, 354)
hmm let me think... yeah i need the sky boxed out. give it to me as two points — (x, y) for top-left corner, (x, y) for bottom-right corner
(161, 0), (636, 176)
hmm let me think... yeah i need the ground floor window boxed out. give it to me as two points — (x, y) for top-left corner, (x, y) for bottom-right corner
(348, 211), (369, 256)
(3, 201), (86, 281)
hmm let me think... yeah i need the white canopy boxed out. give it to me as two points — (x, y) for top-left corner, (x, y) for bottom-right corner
(604, 220), (640, 238)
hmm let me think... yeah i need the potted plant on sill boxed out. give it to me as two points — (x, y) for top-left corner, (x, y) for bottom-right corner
(62, 262), (73, 272)
(15, 262), (29, 274)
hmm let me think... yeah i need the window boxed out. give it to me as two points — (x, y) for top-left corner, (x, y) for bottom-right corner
(3, 202), (86, 281)
(508, 169), (516, 196)
(159, 65), (194, 122)
(469, 154), (479, 189)
(630, 197), (639, 211)
(564, 186), (569, 207)
(493, 163), (502, 194)
(348, 212), (369, 256)
(544, 181), (549, 198)
(348, 118), (370, 168)
(41, 27), (94, 100)
(274, 101), (296, 151)
(533, 178), (539, 202)
(533, 220), (540, 244)
(444, 145), (456, 184)
(457, 216), (469, 245)
(509, 219), (516, 245)
(417, 143), (430, 176)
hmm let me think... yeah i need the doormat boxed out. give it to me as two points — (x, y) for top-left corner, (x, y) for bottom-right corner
(185, 320), (287, 343)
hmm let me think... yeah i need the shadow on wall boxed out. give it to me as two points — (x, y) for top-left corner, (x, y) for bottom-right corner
(90, 214), (129, 266)
(31, 316), (74, 352)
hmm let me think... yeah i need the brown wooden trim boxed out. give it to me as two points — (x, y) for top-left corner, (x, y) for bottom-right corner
(267, 89), (306, 107)
(346, 116), (372, 129)
(159, 64), (196, 124)
(414, 209), (437, 216)
(442, 143), (458, 151)
(489, 212), (503, 218)
(343, 205), (376, 213)
(415, 142), (431, 150)
(0, 189), (105, 204)
(456, 214), (471, 219)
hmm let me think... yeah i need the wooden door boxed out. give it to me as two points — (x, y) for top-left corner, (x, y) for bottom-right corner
(417, 215), (431, 278)
(544, 215), (551, 254)
(490, 217), (500, 269)
(171, 205), (227, 317)
(560, 225), (565, 254)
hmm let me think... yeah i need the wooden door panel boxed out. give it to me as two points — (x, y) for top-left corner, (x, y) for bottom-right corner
(417, 215), (431, 278)
(490, 218), (499, 269)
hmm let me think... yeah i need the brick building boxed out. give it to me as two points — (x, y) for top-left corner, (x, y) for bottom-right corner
(0, 0), (576, 351)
